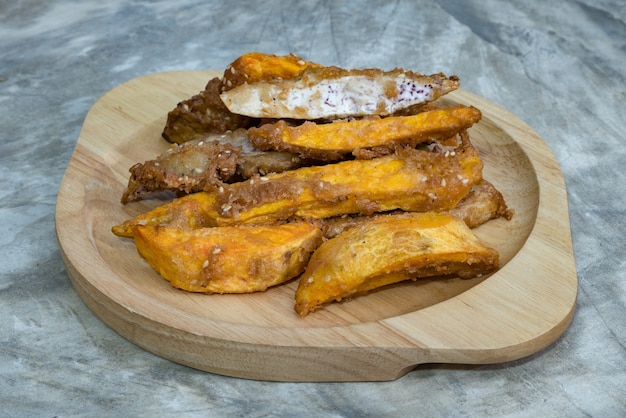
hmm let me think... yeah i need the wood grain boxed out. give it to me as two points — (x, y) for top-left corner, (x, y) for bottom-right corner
(55, 70), (577, 382)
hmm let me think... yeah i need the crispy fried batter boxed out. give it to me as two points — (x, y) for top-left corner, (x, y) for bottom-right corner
(220, 64), (460, 120)
(121, 140), (238, 204)
(321, 179), (510, 238)
(121, 129), (309, 204)
(133, 222), (323, 293)
(112, 131), (483, 235)
(294, 213), (499, 316)
(215, 131), (482, 225)
(221, 52), (321, 91)
(162, 77), (257, 144)
(449, 179), (514, 227)
(247, 106), (482, 160)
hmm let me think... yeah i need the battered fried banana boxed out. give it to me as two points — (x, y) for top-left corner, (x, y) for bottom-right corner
(133, 222), (323, 293)
(321, 179), (510, 238)
(248, 106), (482, 160)
(121, 129), (307, 204)
(294, 213), (499, 316)
(121, 139), (239, 204)
(216, 131), (482, 225)
(220, 63), (460, 120)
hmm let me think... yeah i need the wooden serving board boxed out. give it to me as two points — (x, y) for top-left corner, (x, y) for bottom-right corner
(55, 70), (577, 382)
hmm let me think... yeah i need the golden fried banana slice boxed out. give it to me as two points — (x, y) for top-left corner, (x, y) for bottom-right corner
(321, 179), (511, 238)
(220, 64), (460, 119)
(216, 131), (482, 225)
(248, 106), (482, 160)
(133, 222), (323, 293)
(294, 213), (499, 316)
(221, 52), (321, 91)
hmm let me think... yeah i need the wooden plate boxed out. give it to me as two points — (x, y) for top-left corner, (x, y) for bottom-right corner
(55, 70), (577, 382)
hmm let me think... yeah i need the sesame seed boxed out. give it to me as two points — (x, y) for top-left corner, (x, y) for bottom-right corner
(260, 176), (269, 181)
(441, 179), (447, 187)
(307, 277), (314, 283)
(462, 178), (469, 184)
(212, 247), (222, 255)
(202, 260), (209, 268)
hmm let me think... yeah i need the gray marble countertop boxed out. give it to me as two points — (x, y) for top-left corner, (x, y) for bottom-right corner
(2, 0), (625, 416)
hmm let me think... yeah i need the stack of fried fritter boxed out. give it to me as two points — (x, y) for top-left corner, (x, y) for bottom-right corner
(113, 52), (513, 316)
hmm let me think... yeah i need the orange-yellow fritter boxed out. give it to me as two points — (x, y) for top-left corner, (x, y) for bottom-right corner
(295, 213), (499, 316)
(133, 222), (323, 293)
(248, 106), (482, 160)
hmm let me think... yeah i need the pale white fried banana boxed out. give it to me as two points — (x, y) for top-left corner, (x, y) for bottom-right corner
(220, 65), (459, 120)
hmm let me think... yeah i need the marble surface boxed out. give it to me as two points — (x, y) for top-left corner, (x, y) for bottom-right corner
(1, 0), (625, 416)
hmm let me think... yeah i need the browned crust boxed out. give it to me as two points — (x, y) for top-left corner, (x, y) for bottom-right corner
(161, 77), (257, 144)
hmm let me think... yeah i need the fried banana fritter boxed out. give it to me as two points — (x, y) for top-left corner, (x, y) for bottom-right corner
(121, 129), (307, 204)
(133, 222), (323, 293)
(247, 106), (482, 160)
(121, 140), (238, 204)
(220, 63), (460, 120)
(321, 179), (511, 238)
(294, 213), (499, 316)
(214, 131), (482, 225)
